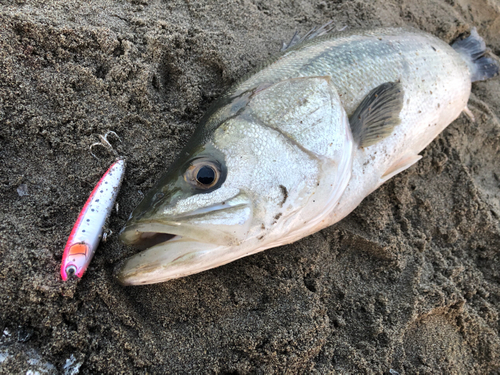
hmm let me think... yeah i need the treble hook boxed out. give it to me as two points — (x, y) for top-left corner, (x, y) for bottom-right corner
(90, 131), (121, 159)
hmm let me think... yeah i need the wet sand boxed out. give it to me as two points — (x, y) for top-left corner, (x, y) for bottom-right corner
(1, 0), (499, 373)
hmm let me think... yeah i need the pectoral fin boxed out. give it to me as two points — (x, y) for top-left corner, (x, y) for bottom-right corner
(349, 82), (404, 148)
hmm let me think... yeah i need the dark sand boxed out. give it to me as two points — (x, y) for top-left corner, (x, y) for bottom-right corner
(1, 0), (500, 373)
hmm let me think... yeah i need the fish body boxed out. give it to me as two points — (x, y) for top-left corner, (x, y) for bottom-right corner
(61, 159), (125, 280)
(118, 27), (498, 285)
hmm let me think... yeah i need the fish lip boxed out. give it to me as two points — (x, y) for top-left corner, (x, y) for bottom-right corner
(115, 236), (226, 285)
(119, 198), (252, 248)
(120, 215), (246, 249)
(126, 231), (179, 250)
(117, 226), (208, 285)
(119, 220), (185, 248)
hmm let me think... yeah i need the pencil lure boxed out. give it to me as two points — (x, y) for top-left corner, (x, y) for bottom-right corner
(61, 159), (126, 280)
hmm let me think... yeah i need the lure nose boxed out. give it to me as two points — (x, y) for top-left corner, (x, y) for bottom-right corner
(61, 243), (89, 280)
(65, 265), (77, 278)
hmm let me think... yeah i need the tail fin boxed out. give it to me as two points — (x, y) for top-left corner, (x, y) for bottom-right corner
(452, 28), (499, 82)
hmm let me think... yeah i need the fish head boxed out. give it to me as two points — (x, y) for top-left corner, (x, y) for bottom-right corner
(118, 77), (354, 285)
(118, 123), (320, 285)
(119, 139), (249, 250)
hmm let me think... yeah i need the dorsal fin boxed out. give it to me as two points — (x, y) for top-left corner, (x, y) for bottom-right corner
(349, 82), (404, 148)
(281, 21), (338, 51)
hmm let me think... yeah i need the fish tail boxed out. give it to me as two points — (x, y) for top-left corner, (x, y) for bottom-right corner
(451, 28), (499, 82)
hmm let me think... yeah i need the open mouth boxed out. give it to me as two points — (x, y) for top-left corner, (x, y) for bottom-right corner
(129, 232), (178, 250)
(116, 216), (237, 285)
(116, 197), (253, 285)
(119, 218), (236, 250)
(116, 227), (227, 286)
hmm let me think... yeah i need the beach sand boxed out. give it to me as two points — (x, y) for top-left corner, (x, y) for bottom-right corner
(1, 0), (499, 373)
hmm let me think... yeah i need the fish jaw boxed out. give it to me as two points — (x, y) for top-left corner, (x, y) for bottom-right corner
(117, 238), (233, 285)
(117, 191), (256, 284)
(120, 189), (253, 245)
(119, 215), (249, 248)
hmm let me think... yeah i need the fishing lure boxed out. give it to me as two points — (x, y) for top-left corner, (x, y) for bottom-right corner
(61, 159), (126, 280)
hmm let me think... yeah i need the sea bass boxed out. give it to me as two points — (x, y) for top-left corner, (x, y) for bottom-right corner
(117, 27), (499, 285)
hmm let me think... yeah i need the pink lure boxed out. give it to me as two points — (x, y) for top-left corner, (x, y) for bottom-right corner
(61, 159), (126, 280)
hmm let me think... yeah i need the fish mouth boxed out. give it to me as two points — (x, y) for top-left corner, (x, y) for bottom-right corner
(116, 231), (228, 286)
(125, 232), (177, 250)
(120, 218), (240, 248)
(117, 200), (252, 285)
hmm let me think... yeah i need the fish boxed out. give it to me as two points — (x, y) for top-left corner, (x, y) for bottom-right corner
(61, 159), (126, 280)
(117, 26), (499, 285)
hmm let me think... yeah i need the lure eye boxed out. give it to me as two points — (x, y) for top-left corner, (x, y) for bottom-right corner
(66, 265), (77, 277)
(184, 159), (221, 189)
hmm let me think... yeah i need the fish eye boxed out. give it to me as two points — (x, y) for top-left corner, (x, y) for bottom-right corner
(184, 159), (221, 189)
(196, 166), (216, 185)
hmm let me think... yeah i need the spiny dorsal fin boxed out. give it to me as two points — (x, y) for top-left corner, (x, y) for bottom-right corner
(349, 81), (404, 148)
(281, 21), (338, 52)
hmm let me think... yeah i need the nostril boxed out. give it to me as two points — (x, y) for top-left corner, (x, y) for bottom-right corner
(152, 192), (165, 202)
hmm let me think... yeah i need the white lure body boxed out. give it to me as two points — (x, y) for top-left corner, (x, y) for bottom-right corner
(61, 159), (125, 280)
